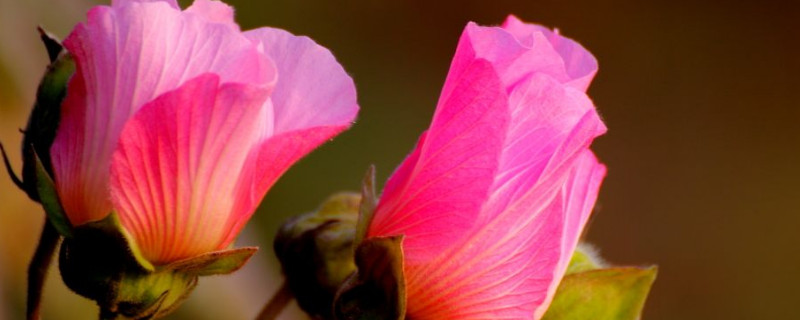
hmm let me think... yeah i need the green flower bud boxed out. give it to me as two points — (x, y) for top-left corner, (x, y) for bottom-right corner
(274, 192), (361, 319)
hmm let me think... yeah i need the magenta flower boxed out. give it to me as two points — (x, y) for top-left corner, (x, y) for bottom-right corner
(367, 16), (606, 319)
(50, 0), (358, 264)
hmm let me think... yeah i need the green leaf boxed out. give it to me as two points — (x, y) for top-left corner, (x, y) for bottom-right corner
(32, 150), (72, 237)
(353, 165), (377, 250)
(542, 266), (658, 320)
(165, 247), (258, 276)
(334, 236), (406, 320)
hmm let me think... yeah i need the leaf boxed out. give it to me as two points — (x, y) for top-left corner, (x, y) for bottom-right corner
(334, 236), (406, 320)
(542, 266), (658, 320)
(32, 150), (72, 237)
(352, 165), (377, 250)
(165, 247), (258, 276)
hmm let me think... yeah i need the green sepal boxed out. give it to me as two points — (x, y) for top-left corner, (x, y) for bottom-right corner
(111, 268), (198, 319)
(353, 165), (377, 250)
(164, 247), (257, 276)
(565, 244), (605, 275)
(37, 26), (64, 63)
(542, 266), (658, 320)
(61, 212), (242, 319)
(21, 50), (74, 201)
(274, 192), (360, 319)
(334, 236), (406, 320)
(32, 149), (72, 237)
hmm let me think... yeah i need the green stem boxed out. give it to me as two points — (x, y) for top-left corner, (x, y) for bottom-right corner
(26, 218), (62, 320)
(256, 280), (293, 320)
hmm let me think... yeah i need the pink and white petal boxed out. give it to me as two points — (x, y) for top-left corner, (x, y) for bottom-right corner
(217, 124), (351, 248)
(51, 0), (274, 224)
(112, 0), (179, 9)
(502, 15), (598, 91)
(442, 22), (571, 98)
(481, 73), (606, 224)
(185, 0), (239, 30)
(368, 59), (508, 262)
(244, 27), (358, 134)
(110, 74), (270, 265)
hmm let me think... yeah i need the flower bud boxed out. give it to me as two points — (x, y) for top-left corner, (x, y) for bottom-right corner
(274, 193), (361, 319)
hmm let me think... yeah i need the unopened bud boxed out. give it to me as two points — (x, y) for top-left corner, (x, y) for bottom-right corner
(274, 192), (361, 319)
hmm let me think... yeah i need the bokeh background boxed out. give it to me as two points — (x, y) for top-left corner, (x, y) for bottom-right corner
(1, 0), (798, 319)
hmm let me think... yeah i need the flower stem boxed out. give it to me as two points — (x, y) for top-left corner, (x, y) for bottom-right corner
(256, 280), (293, 320)
(26, 218), (62, 320)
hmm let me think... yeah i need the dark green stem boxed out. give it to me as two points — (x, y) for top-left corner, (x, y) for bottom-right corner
(26, 218), (62, 320)
(256, 280), (293, 320)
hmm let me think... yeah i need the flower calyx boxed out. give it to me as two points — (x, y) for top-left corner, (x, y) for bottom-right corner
(59, 212), (257, 319)
(542, 244), (658, 320)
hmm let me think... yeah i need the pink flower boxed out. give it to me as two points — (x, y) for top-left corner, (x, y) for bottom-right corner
(50, 0), (358, 264)
(367, 15), (606, 319)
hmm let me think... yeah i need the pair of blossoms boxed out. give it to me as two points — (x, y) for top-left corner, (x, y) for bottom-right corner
(13, 0), (621, 318)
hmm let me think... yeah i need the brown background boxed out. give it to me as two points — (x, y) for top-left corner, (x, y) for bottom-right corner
(1, 0), (798, 319)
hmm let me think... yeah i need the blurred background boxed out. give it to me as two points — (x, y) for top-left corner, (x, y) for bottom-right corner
(1, 0), (798, 319)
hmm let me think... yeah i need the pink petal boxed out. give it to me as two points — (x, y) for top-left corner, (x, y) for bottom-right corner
(442, 22), (567, 97)
(480, 72), (606, 225)
(402, 153), (605, 320)
(535, 150), (606, 318)
(399, 74), (606, 320)
(369, 59), (509, 263)
(110, 74), (270, 264)
(502, 15), (598, 91)
(112, 0), (179, 9)
(218, 124), (351, 248)
(244, 27), (359, 134)
(185, 0), (239, 30)
(51, 0), (275, 225)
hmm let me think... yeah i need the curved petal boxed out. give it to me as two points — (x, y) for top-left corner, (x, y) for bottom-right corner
(51, 0), (274, 225)
(502, 15), (598, 91)
(218, 124), (350, 248)
(399, 74), (606, 320)
(480, 72), (606, 224)
(536, 150), (606, 318)
(185, 0), (238, 29)
(368, 59), (508, 262)
(112, 0), (179, 9)
(442, 22), (568, 98)
(244, 27), (359, 134)
(109, 74), (270, 264)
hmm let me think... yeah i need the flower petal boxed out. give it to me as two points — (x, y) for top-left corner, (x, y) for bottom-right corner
(218, 124), (350, 248)
(403, 151), (605, 320)
(368, 59), (508, 262)
(185, 0), (238, 29)
(399, 74), (606, 319)
(480, 72), (606, 224)
(502, 15), (598, 91)
(244, 27), (359, 134)
(51, 0), (274, 225)
(109, 74), (270, 264)
(537, 150), (606, 318)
